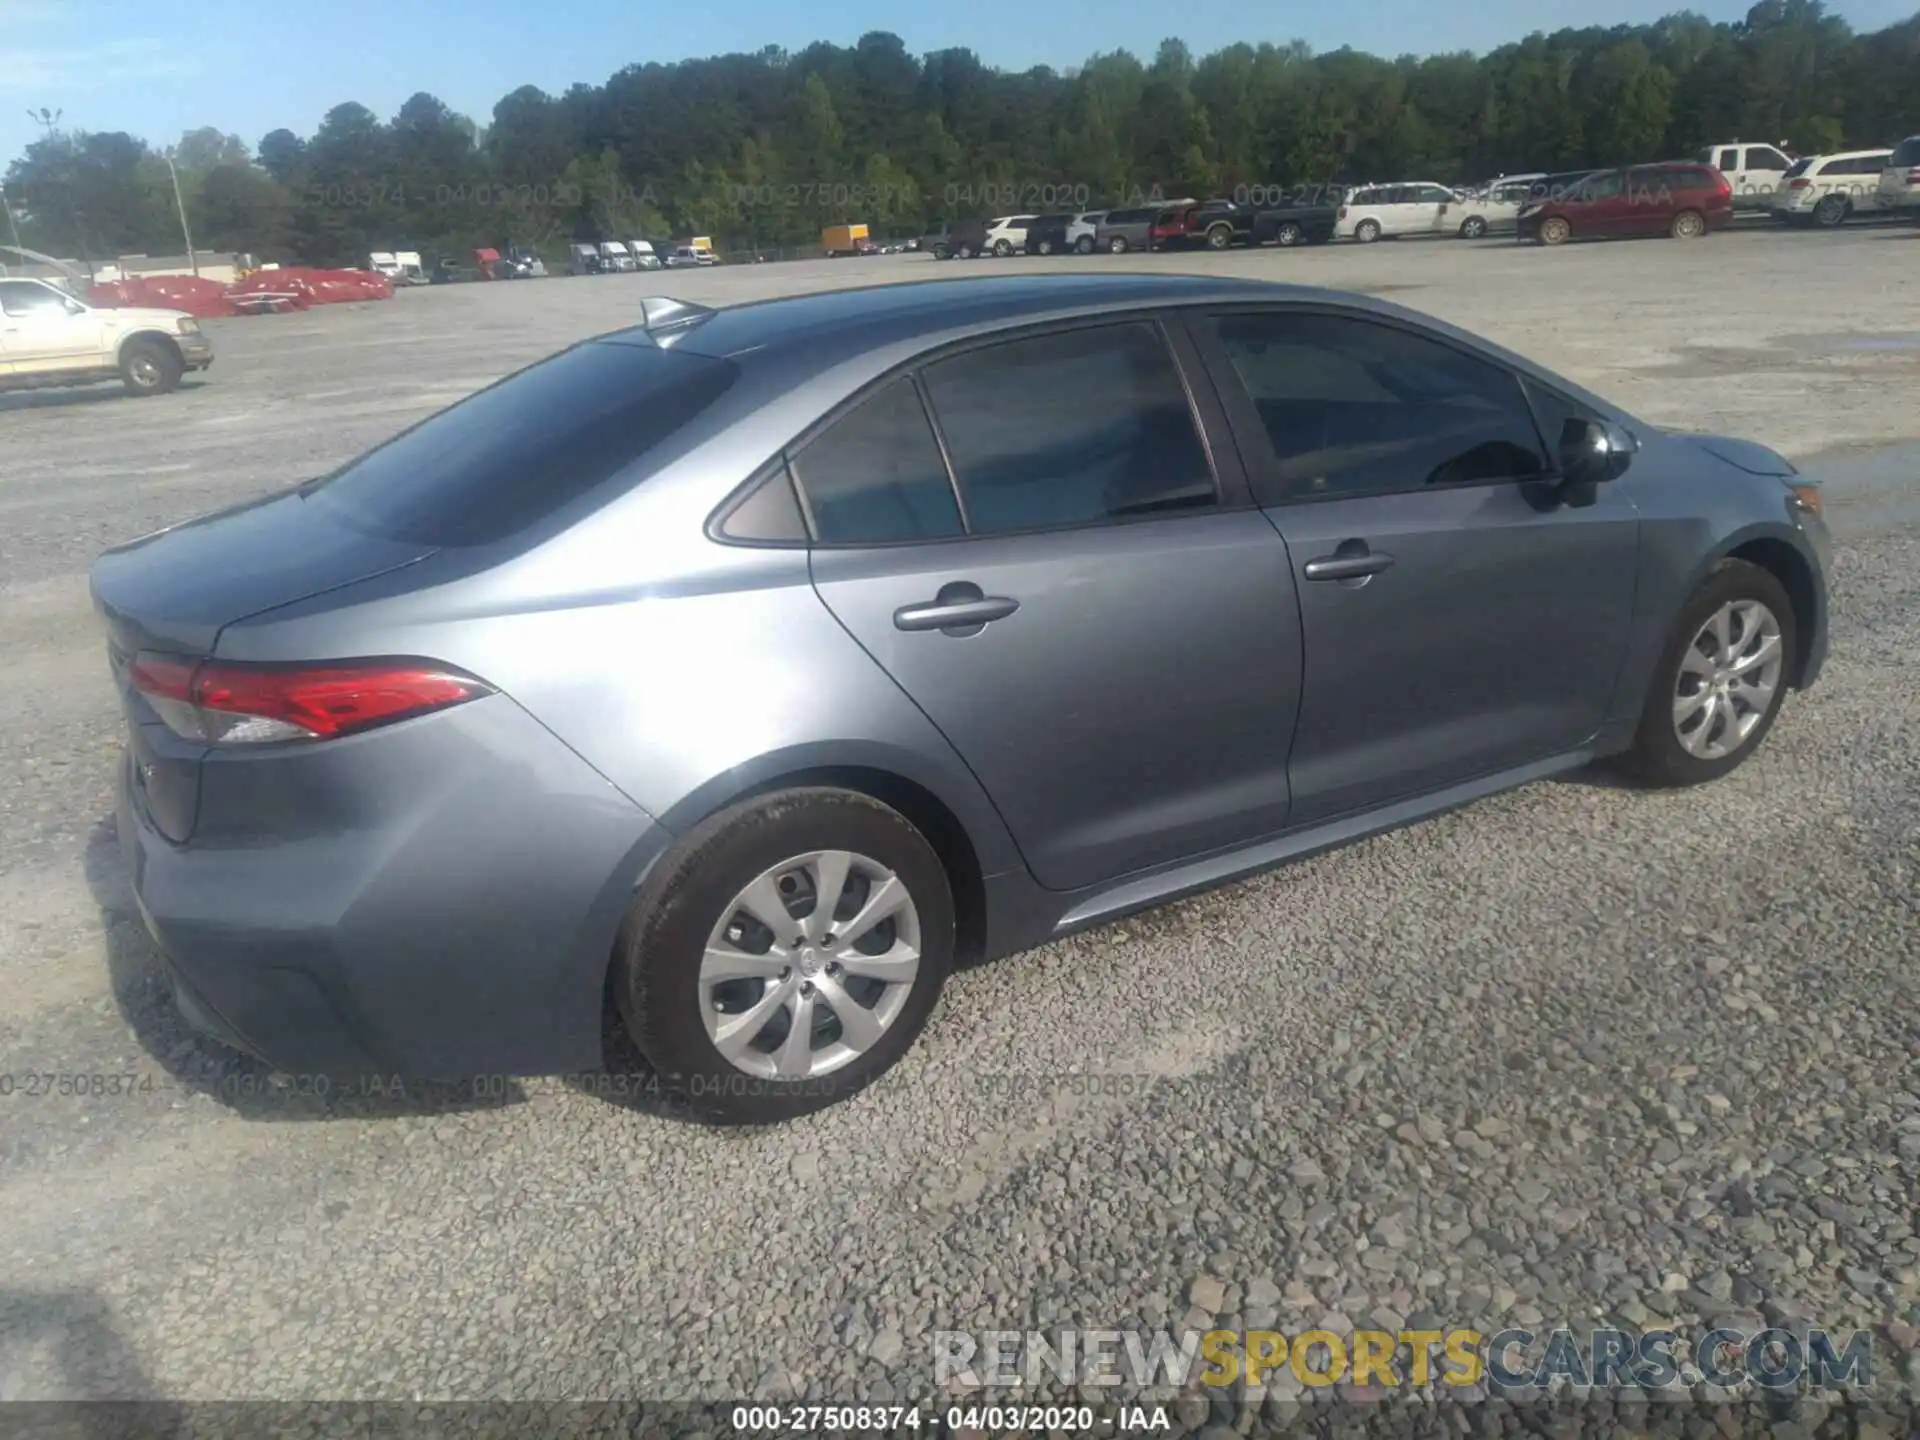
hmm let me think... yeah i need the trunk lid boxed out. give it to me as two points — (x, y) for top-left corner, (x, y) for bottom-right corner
(91, 488), (438, 657)
(93, 490), (437, 845)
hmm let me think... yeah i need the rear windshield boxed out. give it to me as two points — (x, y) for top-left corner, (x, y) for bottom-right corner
(306, 338), (737, 546)
(1892, 137), (1920, 166)
(1783, 158), (1813, 178)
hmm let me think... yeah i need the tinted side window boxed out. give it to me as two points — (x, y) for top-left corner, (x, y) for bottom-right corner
(790, 379), (964, 546)
(1717, 149), (1740, 171)
(1893, 138), (1920, 167)
(923, 323), (1215, 535)
(307, 339), (738, 546)
(1747, 148), (1789, 171)
(0, 281), (70, 316)
(1207, 310), (1549, 500)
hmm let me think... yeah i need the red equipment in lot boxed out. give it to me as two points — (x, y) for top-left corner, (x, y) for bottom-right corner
(87, 267), (395, 317)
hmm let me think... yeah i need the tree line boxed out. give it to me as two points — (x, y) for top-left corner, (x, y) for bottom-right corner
(4, 0), (1916, 268)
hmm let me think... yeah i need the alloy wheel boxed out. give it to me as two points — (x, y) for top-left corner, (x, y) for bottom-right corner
(1672, 599), (1783, 760)
(129, 355), (161, 389)
(699, 850), (922, 1080)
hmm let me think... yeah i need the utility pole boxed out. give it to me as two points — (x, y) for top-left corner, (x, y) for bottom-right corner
(162, 149), (200, 276)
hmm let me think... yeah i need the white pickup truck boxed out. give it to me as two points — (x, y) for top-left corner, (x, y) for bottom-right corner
(0, 276), (214, 397)
(1696, 141), (1795, 210)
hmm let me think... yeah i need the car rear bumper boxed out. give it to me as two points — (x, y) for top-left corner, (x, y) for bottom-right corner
(118, 695), (671, 1080)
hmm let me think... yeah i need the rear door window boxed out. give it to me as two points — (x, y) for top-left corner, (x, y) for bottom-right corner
(1717, 148), (1740, 172)
(307, 338), (738, 546)
(1893, 138), (1920, 167)
(921, 322), (1216, 534)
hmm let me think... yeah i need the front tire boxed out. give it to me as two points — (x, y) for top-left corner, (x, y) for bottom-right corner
(1036, 238), (1054, 255)
(993, 239), (1012, 257)
(1620, 559), (1796, 788)
(1075, 235), (1094, 254)
(120, 339), (183, 396)
(1670, 209), (1706, 239)
(1275, 222), (1304, 247)
(1459, 216), (1488, 239)
(1108, 236), (1128, 254)
(615, 787), (955, 1124)
(1206, 224), (1232, 250)
(1539, 216), (1572, 246)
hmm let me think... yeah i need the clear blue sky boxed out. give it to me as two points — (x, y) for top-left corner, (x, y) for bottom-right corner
(2, 0), (1911, 170)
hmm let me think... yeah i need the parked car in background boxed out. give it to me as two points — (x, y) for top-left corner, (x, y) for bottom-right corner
(1022, 214), (1077, 255)
(1518, 162), (1733, 245)
(1452, 177), (1548, 238)
(599, 241), (639, 273)
(627, 241), (662, 271)
(1765, 150), (1894, 227)
(1338, 183), (1470, 242)
(0, 275), (213, 396)
(567, 243), (603, 276)
(90, 273), (1831, 1124)
(1065, 212), (1106, 253)
(922, 219), (988, 259)
(1876, 136), (1920, 218)
(1250, 186), (1344, 246)
(1695, 142), (1794, 210)
(982, 216), (1037, 256)
(1155, 199), (1261, 250)
(1094, 206), (1175, 253)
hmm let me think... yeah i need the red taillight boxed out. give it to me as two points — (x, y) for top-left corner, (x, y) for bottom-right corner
(130, 654), (491, 745)
(1788, 177), (1811, 189)
(1338, 206), (1349, 218)
(1908, 168), (1920, 184)
(1715, 174), (1733, 196)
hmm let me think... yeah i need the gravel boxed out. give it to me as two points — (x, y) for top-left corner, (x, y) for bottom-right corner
(0, 228), (1917, 1428)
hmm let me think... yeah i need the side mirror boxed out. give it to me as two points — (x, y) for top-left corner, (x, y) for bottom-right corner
(1559, 418), (1635, 485)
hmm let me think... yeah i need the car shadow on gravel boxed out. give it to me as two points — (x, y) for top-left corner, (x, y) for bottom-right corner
(0, 381), (212, 414)
(82, 815), (530, 1124)
(0, 1286), (183, 1417)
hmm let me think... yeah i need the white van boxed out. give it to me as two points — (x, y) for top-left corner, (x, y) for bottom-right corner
(1338, 183), (1469, 242)
(1876, 136), (1920, 217)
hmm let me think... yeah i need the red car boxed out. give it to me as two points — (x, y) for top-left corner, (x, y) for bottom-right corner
(1517, 162), (1733, 245)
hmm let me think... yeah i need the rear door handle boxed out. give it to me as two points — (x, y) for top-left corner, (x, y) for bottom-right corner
(893, 584), (1019, 634)
(1303, 547), (1395, 583)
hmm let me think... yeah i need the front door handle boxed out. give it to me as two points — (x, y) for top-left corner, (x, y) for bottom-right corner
(893, 582), (1019, 635)
(1303, 544), (1395, 584)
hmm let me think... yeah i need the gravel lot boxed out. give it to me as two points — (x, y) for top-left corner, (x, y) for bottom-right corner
(2, 225), (1918, 1425)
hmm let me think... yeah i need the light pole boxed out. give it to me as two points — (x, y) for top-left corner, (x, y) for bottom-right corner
(0, 184), (24, 264)
(162, 149), (199, 276)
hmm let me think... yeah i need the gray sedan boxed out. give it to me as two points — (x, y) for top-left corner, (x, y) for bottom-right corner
(92, 274), (1831, 1123)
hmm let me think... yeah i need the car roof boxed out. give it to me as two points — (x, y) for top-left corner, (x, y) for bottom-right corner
(651, 274), (1279, 366)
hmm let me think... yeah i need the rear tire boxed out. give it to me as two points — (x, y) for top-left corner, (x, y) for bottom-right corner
(1354, 219), (1382, 243)
(1670, 209), (1706, 239)
(1075, 235), (1094, 254)
(1036, 238), (1054, 255)
(1459, 216), (1488, 239)
(119, 339), (183, 397)
(1275, 222), (1303, 247)
(1619, 560), (1796, 788)
(1813, 194), (1850, 228)
(1206, 224), (1232, 250)
(993, 239), (1012, 257)
(615, 787), (954, 1125)
(1108, 236), (1128, 253)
